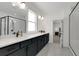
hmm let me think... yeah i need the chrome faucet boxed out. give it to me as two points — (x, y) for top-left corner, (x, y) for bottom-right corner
(16, 31), (23, 37)
(12, 30), (23, 37)
(16, 31), (20, 37)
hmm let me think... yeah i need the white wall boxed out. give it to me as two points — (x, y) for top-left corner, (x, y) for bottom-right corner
(43, 16), (53, 43)
(26, 2), (44, 16)
(63, 5), (72, 47)
(37, 16), (53, 43)
(38, 19), (44, 31)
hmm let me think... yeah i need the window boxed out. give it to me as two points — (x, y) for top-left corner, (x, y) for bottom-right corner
(27, 9), (37, 32)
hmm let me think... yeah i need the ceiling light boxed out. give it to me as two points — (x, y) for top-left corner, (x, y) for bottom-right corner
(12, 2), (16, 6)
(12, 2), (26, 9)
(19, 3), (25, 9)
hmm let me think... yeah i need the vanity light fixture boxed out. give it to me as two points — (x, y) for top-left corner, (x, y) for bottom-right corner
(12, 2), (26, 9)
(41, 16), (44, 20)
(38, 15), (44, 20)
(38, 15), (41, 19)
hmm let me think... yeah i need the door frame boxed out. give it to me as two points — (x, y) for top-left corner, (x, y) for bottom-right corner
(52, 20), (63, 48)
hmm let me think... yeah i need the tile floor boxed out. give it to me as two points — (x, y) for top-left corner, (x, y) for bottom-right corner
(53, 35), (60, 43)
(36, 43), (73, 56)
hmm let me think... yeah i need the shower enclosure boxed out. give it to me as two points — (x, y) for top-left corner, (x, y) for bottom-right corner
(69, 2), (79, 56)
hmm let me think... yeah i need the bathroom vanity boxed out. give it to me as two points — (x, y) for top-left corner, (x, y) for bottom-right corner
(0, 33), (49, 56)
(0, 15), (49, 56)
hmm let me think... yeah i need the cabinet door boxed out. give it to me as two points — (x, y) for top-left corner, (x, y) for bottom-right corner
(27, 42), (37, 56)
(45, 34), (49, 44)
(20, 40), (31, 48)
(0, 43), (19, 56)
(41, 35), (46, 47)
(37, 36), (44, 52)
(8, 47), (26, 56)
(37, 38), (42, 52)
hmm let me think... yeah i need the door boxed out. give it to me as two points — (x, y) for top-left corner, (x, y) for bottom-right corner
(53, 20), (63, 48)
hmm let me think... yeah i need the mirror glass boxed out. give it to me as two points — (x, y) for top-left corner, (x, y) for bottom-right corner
(9, 17), (26, 35)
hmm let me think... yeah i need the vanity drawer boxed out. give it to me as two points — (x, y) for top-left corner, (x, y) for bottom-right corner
(0, 43), (20, 56)
(20, 40), (32, 48)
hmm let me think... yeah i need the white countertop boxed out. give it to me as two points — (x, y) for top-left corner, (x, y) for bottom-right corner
(0, 32), (48, 48)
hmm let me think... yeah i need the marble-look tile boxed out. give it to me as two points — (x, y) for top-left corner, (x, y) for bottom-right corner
(37, 43), (73, 56)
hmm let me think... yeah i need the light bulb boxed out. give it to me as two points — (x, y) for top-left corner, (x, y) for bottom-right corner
(41, 16), (44, 20)
(12, 2), (26, 9)
(12, 2), (16, 6)
(19, 3), (25, 9)
(38, 15), (41, 19)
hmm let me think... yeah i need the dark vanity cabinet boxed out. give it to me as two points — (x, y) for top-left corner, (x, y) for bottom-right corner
(37, 36), (43, 52)
(8, 47), (26, 56)
(8, 40), (32, 56)
(0, 43), (20, 56)
(26, 37), (38, 56)
(27, 42), (37, 56)
(0, 33), (49, 56)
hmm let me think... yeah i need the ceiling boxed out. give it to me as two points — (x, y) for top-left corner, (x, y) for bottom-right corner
(0, 2), (77, 19)
(0, 2), (27, 19)
(30, 2), (77, 17)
